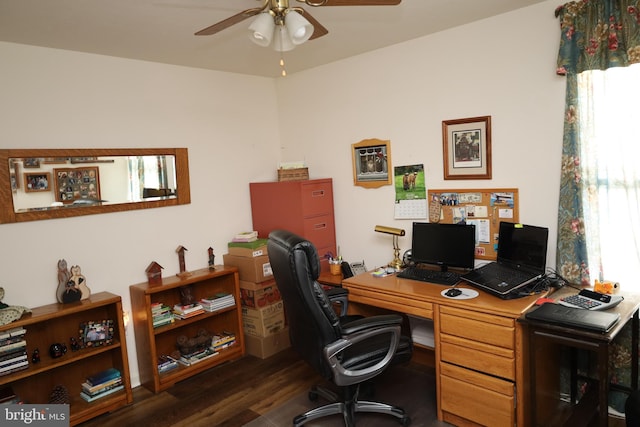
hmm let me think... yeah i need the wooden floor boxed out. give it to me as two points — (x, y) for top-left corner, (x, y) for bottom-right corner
(79, 347), (434, 427)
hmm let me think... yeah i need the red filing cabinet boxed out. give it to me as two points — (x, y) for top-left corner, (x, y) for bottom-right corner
(250, 178), (336, 272)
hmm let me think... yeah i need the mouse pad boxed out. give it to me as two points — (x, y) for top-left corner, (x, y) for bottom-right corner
(441, 288), (479, 300)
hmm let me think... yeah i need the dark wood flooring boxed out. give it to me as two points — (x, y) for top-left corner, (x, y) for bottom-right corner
(78, 347), (435, 427)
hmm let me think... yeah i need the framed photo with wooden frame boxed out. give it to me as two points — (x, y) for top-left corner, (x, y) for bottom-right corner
(442, 116), (492, 180)
(23, 172), (51, 192)
(79, 319), (114, 348)
(351, 138), (392, 189)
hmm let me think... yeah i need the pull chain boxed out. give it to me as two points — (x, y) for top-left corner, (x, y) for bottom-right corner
(280, 55), (287, 77)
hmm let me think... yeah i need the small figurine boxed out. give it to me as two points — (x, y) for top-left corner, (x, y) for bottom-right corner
(146, 261), (164, 285)
(56, 259), (71, 303)
(69, 265), (90, 300)
(176, 245), (191, 278)
(31, 348), (40, 363)
(70, 337), (80, 351)
(208, 247), (216, 270)
(180, 285), (196, 306)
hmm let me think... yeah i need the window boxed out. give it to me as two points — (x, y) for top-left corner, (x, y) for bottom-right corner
(577, 63), (640, 289)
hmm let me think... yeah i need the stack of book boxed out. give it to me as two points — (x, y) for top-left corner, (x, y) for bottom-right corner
(200, 293), (235, 312)
(80, 368), (124, 402)
(172, 303), (205, 320)
(151, 302), (174, 328)
(211, 331), (236, 352)
(232, 231), (258, 243)
(0, 327), (28, 377)
(177, 348), (218, 366)
(157, 355), (179, 374)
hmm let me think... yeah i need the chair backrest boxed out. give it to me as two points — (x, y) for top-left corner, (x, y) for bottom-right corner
(268, 230), (342, 380)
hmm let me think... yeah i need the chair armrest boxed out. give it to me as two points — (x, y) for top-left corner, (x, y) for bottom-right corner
(326, 286), (349, 317)
(323, 315), (402, 387)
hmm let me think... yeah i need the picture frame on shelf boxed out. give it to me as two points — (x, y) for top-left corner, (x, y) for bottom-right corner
(23, 172), (51, 192)
(79, 319), (114, 348)
(9, 160), (19, 191)
(442, 116), (492, 180)
(351, 138), (392, 189)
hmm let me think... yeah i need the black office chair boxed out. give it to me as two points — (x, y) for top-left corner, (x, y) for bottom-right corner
(267, 230), (413, 427)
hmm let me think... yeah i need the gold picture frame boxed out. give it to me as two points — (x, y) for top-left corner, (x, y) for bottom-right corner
(442, 116), (492, 180)
(351, 138), (392, 189)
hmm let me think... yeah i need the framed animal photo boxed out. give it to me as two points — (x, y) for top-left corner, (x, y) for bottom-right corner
(351, 138), (392, 189)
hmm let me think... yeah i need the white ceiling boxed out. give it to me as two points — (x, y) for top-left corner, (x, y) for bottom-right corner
(0, 0), (547, 78)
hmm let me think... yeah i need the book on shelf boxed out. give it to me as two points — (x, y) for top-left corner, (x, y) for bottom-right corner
(82, 378), (123, 396)
(211, 332), (236, 351)
(0, 386), (16, 404)
(0, 327), (26, 341)
(157, 355), (179, 373)
(0, 359), (28, 376)
(200, 293), (235, 312)
(0, 349), (27, 364)
(86, 367), (122, 386)
(80, 384), (125, 403)
(172, 303), (204, 314)
(0, 334), (27, 348)
(0, 340), (26, 356)
(153, 316), (175, 328)
(177, 348), (219, 366)
(0, 351), (27, 367)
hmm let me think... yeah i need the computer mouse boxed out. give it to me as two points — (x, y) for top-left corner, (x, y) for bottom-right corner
(445, 288), (462, 298)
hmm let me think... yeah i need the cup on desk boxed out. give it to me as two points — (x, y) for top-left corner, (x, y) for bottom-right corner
(329, 260), (341, 275)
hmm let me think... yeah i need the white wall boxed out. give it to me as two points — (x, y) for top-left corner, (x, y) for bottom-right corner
(0, 0), (565, 388)
(276, 0), (565, 270)
(0, 42), (282, 386)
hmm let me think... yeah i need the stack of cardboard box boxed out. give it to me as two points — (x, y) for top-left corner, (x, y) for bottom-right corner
(223, 239), (290, 359)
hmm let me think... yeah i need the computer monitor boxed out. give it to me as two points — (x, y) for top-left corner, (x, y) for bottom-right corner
(410, 222), (476, 271)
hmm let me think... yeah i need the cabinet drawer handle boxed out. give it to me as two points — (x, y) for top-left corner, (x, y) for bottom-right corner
(314, 223), (327, 230)
(311, 190), (325, 197)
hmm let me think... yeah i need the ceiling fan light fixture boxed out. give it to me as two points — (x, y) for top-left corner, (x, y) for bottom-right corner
(248, 13), (275, 47)
(273, 25), (295, 52)
(284, 10), (314, 45)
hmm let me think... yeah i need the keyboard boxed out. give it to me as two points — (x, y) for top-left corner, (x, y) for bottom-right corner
(397, 267), (461, 286)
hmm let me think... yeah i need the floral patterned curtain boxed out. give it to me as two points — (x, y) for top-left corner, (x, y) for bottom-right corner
(554, 0), (640, 413)
(555, 0), (640, 284)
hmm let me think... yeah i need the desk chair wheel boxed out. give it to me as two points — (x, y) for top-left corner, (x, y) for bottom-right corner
(399, 415), (411, 426)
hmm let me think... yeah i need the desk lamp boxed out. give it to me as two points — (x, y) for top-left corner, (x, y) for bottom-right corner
(374, 225), (406, 270)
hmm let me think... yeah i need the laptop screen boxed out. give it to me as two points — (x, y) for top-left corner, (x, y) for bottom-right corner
(497, 222), (549, 273)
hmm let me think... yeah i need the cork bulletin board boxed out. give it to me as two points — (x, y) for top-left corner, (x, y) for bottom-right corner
(427, 188), (519, 261)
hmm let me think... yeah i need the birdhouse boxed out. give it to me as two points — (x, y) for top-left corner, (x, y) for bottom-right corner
(175, 246), (191, 278)
(145, 261), (164, 285)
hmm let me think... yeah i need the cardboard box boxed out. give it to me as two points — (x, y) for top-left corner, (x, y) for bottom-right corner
(227, 239), (268, 258)
(244, 327), (290, 359)
(223, 253), (273, 283)
(239, 279), (281, 308)
(242, 301), (285, 337)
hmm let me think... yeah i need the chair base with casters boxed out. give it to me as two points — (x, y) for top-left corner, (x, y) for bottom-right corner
(294, 383), (411, 427)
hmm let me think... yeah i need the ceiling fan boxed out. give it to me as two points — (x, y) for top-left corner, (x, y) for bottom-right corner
(195, 0), (402, 48)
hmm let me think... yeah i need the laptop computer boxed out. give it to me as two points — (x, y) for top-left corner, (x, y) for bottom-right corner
(460, 222), (549, 298)
(525, 303), (620, 333)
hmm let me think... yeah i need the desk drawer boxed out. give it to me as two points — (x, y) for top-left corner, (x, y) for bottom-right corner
(440, 362), (514, 427)
(440, 305), (514, 350)
(301, 181), (333, 217)
(440, 336), (515, 380)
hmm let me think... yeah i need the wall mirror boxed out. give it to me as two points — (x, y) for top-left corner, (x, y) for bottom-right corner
(0, 148), (190, 224)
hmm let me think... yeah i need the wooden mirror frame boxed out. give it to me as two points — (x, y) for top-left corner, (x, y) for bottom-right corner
(0, 148), (190, 224)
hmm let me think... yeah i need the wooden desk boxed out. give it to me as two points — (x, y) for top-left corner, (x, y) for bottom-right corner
(521, 287), (640, 427)
(342, 272), (546, 427)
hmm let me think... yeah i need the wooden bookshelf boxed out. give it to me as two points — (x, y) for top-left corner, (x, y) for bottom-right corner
(129, 266), (245, 393)
(0, 292), (133, 426)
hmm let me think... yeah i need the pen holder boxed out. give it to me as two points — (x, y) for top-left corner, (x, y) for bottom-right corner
(329, 260), (341, 275)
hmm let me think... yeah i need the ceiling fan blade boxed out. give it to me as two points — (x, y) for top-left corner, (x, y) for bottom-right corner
(313, 0), (401, 5)
(300, 10), (329, 40)
(194, 7), (263, 36)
